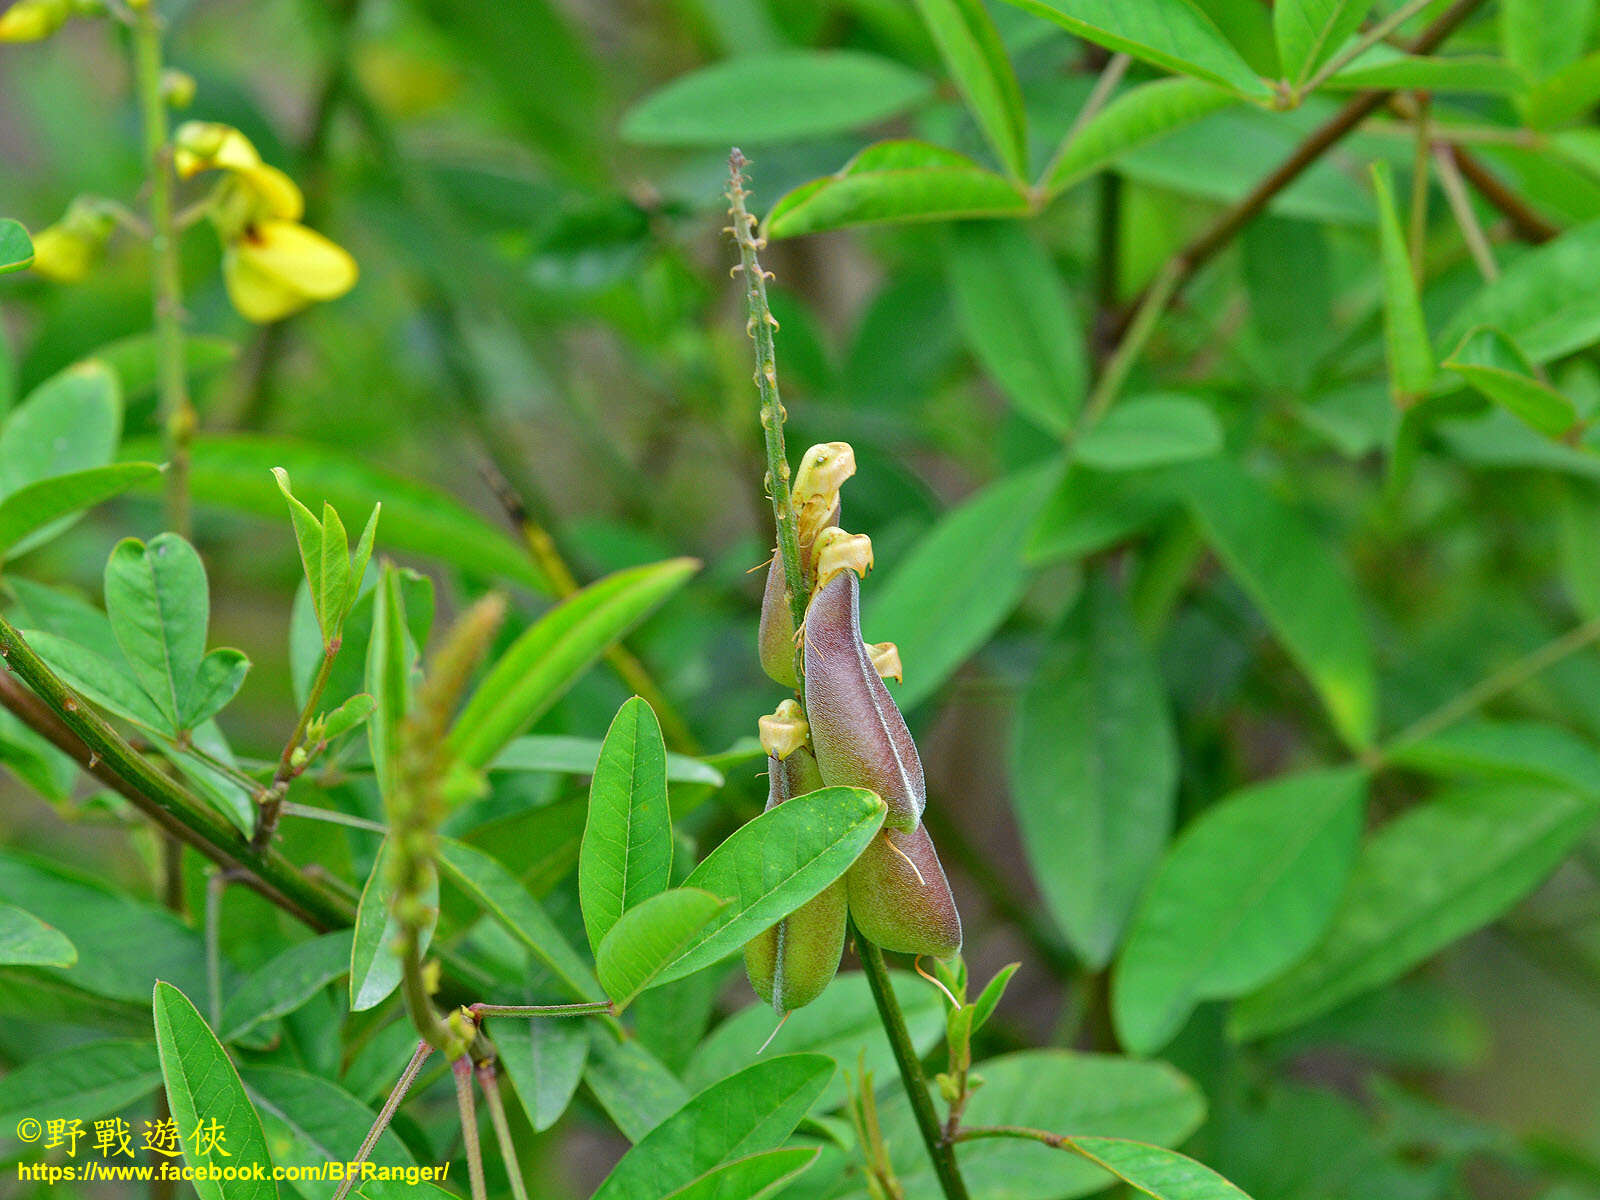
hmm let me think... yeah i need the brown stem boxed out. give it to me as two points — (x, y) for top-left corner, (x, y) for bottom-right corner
(1451, 146), (1559, 244)
(1108, 0), (1489, 342)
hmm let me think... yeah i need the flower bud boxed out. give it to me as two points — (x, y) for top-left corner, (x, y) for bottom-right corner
(28, 198), (114, 283)
(0, 0), (70, 41)
(866, 641), (902, 684)
(811, 526), (873, 590)
(847, 823), (961, 959)
(792, 442), (855, 549)
(804, 571), (924, 832)
(744, 744), (847, 1012)
(757, 698), (808, 760)
(161, 68), (196, 110)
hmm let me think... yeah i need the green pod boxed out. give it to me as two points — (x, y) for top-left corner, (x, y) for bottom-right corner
(846, 823), (962, 959)
(803, 571), (924, 832)
(743, 746), (848, 1011)
(757, 498), (840, 689)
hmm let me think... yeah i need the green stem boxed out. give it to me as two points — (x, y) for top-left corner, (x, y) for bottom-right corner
(727, 153), (970, 1200)
(1080, 259), (1181, 428)
(726, 153), (808, 676)
(253, 639), (340, 850)
(1385, 616), (1600, 752)
(476, 1061), (530, 1200)
(471, 1001), (615, 1018)
(204, 868), (225, 1029)
(453, 1058), (488, 1200)
(130, 1), (195, 538)
(331, 1040), (433, 1200)
(0, 616), (350, 929)
(857, 934), (971, 1200)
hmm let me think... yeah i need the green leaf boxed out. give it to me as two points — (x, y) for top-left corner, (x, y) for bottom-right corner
(492, 734), (724, 786)
(1026, 467), (1177, 565)
(1327, 52), (1527, 96)
(593, 1054), (833, 1200)
(1501, 0), (1593, 81)
(655, 786), (886, 986)
(1, 361), (121, 498)
(946, 223), (1085, 434)
(25, 629), (170, 732)
(151, 981), (277, 1200)
(1012, 571), (1176, 968)
(1525, 49), (1600, 127)
(996, 0), (1271, 97)
(1443, 326), (1578, 437)
(914, 0), (1029, 177)
(620, 51), (933, 146)
(765, 141), (1030, 239)
(437, 838), (601, 1000)
(882, 1050), (1205, 1198)
(0, 902), (76, 966)
(273, 468), (349, 642)
(1387, 719), (1600, 792)
(0, 219), (33, 273)
(0, 851), (215, 1003)
(1442, 218), (1600, 364)
(244, 1068), (412, 1200)
(220, 931), (353, 1042)
(580, 697), (675, 957)
(1075, 395), (1224, 470)
(349, 839), (437, 1013)
(686, 971), (945, 1112)
(1113, 767), (1367, 1055)
(972, 961), (1021, 1032)
(498, 1016), (589, 1133)
(1179, 458), (1376, 749)
(1276, 0), (1373, 90)
(365, 564), (419, 801)
(0, 1040), (161, 1132)
(104, 534), (213, 734)
(1233, 784), (1600, 1039)
(662, 1149), (820, 1200)
(319, 693), (377, 742)
(132, 434), (548, 593)
(596, 888), (725, 1010)
(863, 461), (1058, 710)
(1065, 1137), (1254, 1200)
(1371, 162), (1435, 403)
(585, 1029), (690, 1142)
(0, 463), (161, 559)
(448, 558), (698, 769)
(94, 332), (237, 405)
(1043, 77), (1239, 194)
(190, 647), (251, 728)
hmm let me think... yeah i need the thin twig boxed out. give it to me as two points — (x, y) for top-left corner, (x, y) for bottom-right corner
(1387, 616), (1600, 750)
(1432, 144), (1499, 280)
(1039, 52), (1131, 190)
(454, 1058), (488, 1200)
(476, 1061), (529, 1200)
(331, 1040), (433, 1200)
(1298, 0), (1438, 96)
(1452, 146), (1559, 244)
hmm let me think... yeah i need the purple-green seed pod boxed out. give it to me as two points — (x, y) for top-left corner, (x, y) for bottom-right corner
(743, 745), (847, 1011)
(757, 497), (842, 689)
(804, 571), (924, 832)
(846, 823), (962, 959)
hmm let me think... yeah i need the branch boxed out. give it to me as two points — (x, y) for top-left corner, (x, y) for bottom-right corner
(0, 620), (349, 930)
(1108, 0), (1489, 344)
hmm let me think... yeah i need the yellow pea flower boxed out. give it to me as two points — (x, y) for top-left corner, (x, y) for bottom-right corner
(174, 120), (357, 323)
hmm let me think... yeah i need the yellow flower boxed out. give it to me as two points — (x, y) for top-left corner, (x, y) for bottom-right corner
(174, 122), (357, 323)
(0, 0), (70, 42)
(28, 198), (114, 283)
(223, 220), (357, 323)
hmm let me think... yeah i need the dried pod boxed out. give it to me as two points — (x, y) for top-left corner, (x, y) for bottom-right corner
(804, 571), (924, 832)
(743, 745), (847, 1011)
(757, 552), (802, 689)
(846, 823), (962, 959)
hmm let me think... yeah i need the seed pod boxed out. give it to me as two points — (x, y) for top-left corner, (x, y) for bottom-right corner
(804, 571), (924, 832)
(757, 443), (854, 689)
(847, 823), (962, 959)
(743, 744), (848, 1011)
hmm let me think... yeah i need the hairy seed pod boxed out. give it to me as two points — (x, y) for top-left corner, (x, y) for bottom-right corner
(744, 745), (847, 1011)
(804, 571), (924, 832)
(847, 823), (962, 959)
(757, 443), (854, 689)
